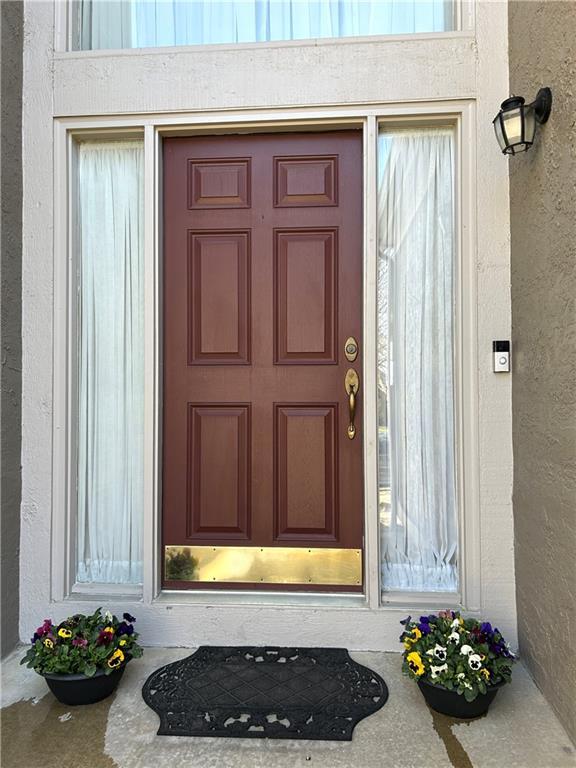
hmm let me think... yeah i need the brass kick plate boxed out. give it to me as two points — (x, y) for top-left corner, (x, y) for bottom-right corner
(165, 546), (362, 585)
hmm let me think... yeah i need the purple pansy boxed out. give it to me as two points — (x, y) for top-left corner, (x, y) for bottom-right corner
(117, 622), (134, 637)
(123, 613), (136, 623)
(418, 617), (433, 635)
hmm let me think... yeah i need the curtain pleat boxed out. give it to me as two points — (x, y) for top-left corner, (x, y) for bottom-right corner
(77, 141), (144, 584)
(377, 128), (458, 592)
(78, 0), (454, 49)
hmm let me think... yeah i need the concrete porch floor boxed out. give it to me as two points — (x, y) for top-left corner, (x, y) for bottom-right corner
(1, 648), (574, 768)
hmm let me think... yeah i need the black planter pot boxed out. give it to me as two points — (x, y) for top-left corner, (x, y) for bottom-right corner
(43, 665), (126, 706)
(418, 678), (505, 718)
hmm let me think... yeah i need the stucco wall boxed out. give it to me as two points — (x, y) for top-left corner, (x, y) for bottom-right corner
(508, 0), (576, 745)
(20, 0), (516, 651)
(1, 0), (23, 658)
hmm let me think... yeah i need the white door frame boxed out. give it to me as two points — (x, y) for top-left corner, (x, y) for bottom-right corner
(50, 101), (480, 626)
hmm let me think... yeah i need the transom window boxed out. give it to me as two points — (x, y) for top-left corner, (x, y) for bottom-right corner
(72, 0), (456, 51)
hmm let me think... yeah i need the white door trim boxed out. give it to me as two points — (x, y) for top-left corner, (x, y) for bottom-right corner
(51, 100), (480, 617)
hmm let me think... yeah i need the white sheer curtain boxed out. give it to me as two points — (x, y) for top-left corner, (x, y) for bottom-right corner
(77, 141), (144, 584)
(76, 0), (454, 49)
(377, 127), (458, 592)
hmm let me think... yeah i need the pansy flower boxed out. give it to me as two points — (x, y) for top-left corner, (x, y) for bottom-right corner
(96, 629), (114, 646)
(406, 652), (425, 676)
(107, 649), (125, 669)
(430, 663), (448, 680)
(72, 637), (88, 648)
(34, 619), (53, 639)
(57, 627), (72, 639)
(432, 644), (447, 661)
(417, 616), (433, 635)
(117, 622), (134, 637)
(468, 653), (482, 671)
(123, 613), (136, 623)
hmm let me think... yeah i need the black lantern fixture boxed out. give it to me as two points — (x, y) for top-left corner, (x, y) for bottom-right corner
(493, 87), (552, 155)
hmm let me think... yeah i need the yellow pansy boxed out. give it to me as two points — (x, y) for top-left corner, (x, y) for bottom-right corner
(103, 626), (115, 635)
(58, 628), (72, 639)
(407, 651), (425, 676)
(119, 639), (127, 646)
(107, 649), (125, 669)
(403, 626), (422, 648)
(480, 669), (490, 681)
(43, 638), (54, 649)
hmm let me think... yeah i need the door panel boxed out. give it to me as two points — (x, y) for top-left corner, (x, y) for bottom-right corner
(274, 229), (337, 364)
(188, 231), (251, 364)
(187, 404), (251, 540)
(275, 404), (338, 540)
(163, 131), (363, 590)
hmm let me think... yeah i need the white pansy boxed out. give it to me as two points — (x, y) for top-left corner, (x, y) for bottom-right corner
(468, 653), (482, 671)
(457, 672), (465, 680)
(451, 618), (461, 629)
(430, 663), (448, 680)
(460, 644), (473, 656)
(448, 631), (460, 644)
(426, 649), (435, 657)
(104, 610), (113, 623)
(433, 644), (447, 661)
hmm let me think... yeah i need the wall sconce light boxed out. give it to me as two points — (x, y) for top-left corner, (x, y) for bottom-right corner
(493, 87), (552, 155)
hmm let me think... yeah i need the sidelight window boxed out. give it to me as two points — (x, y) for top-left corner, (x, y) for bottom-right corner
(72, 0), (456, 50)
(377, 125), (458, 594)
(75, 140), (144, 585)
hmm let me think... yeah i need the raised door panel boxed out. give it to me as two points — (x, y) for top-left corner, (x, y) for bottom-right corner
(274, 229), (337, 364)
(274, 156), (338, 207)
(187, 405), (251, 540)
(274, 405), (338, 541)
(188, 231), (251, 365)
(188, 158), (251, 209)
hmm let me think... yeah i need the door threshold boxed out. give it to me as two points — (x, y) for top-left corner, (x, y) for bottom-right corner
(155, 590), (368, 609)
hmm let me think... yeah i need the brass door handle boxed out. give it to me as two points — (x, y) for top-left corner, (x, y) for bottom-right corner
(345, 369), (359, 439)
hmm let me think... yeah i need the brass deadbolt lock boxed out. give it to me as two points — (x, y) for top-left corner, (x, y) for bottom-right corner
(344, 336), (359, 362)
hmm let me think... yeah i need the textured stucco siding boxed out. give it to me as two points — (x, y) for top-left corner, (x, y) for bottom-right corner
(1, 0), (23, 658)
(509, 0), (576, 745)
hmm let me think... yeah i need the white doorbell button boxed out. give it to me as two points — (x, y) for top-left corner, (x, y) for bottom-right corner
(493, 340), (510, 373)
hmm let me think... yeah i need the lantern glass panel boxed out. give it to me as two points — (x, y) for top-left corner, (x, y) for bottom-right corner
(502, 108), (523, 145)
(493, 116), (506, 152)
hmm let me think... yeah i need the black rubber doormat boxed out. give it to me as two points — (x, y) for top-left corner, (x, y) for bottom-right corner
(142, 646), (388, 741)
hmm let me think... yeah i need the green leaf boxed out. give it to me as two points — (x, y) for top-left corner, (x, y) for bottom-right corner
(84, 664), (97, 677)
(463, 686), (476, 702)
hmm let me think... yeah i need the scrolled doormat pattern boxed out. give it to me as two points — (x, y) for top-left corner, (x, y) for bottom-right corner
(142, 646), (388, 741)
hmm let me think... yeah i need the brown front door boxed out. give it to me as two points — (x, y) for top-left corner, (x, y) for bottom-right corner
(162, 131), (363, 591)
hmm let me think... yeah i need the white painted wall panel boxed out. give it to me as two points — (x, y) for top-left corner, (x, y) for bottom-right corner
(53, 34), (476, 117)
